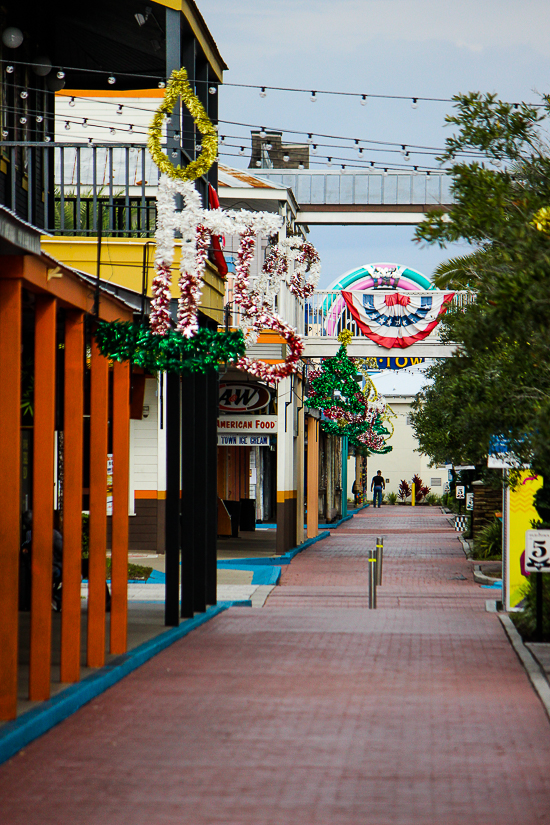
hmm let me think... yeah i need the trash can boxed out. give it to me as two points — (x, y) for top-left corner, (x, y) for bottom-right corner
(239, 498), (256, 531)
(223, 500), (241, 538)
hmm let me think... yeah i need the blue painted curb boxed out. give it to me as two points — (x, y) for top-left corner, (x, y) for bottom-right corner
(319, 514), (353, 529)
(219, 530), (331, 567)
(217, 563), (282, 586)
(0, 601), (242, 766)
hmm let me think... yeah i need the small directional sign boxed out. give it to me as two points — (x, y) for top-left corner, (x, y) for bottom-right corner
(455, 485), (465, 500)
(466, 492), (474, 511)
(443, 482), (450, 493)
(525, 530), (550, 573)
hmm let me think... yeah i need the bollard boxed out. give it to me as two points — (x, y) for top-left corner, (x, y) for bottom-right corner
(368, 546), (377, 609)
(377, 536), (384, 586)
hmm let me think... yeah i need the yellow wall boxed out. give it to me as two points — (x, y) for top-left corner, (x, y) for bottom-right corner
(41, 236), (225, 324)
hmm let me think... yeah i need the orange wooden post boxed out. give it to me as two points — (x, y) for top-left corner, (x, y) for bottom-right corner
(60, 311), (84, 683)
(0, 279), (22, 720)
(307, 415), (319, 540)
(29, 295), (57, 701)
(87, 336), (108, 668)
(110, 360), (130, 654)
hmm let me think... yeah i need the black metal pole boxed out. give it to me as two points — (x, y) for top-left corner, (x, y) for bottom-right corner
(193, 374), (208, 613)
(93, 201), (102, 316)
(164, 371), (181, 626)
(536, 572), (543, 642)
(180, 373), (195, 618)
(206, 369), (219, 605)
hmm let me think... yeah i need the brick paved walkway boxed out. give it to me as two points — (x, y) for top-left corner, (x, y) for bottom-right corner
(1, 507), (550, 824)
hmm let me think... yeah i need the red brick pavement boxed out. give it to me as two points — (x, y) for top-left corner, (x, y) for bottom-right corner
(1, 508), (550, 824)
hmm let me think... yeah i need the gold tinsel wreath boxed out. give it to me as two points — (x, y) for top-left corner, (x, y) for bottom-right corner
(148, 68), (217, 181)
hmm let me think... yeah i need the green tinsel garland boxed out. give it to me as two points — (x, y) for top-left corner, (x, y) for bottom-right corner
(94, 321), (246, 374)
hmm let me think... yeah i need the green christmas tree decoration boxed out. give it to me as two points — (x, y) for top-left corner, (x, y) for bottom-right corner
(305, 330), (393, 453)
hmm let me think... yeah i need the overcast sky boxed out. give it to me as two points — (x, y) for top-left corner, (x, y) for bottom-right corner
(199, 0), (550, 286)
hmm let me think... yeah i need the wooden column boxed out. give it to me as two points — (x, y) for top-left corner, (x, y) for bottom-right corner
(0, 279), (22, 720)
(307, 415), (319, 539)
(110, 360), (130, 653)
(87, 337), (108, 667)
(29, 295), (57, 701)
(60, 311), (84, 683)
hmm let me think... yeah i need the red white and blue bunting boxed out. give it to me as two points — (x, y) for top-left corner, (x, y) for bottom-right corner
(341, 290), (454, 349)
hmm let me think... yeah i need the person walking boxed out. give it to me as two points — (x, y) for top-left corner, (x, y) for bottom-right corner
(370, 470), (385, 508)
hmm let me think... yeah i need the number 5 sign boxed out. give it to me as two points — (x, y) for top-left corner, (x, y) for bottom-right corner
(525, 530), (550, 572)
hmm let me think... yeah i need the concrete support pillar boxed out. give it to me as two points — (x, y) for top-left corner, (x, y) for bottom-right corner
(276, 376), (296, 555)
(295, 376), (305, 547)
(306, 414), (319, 539)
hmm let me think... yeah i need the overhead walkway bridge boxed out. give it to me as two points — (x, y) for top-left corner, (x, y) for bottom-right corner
(256, 169), (453, 225)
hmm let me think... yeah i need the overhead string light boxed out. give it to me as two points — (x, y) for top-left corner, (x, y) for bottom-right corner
(107, 75), (116, 85)
(310, 91), (317, 103)
(259, 87), (266, 98)
(117, 104), (123, 115)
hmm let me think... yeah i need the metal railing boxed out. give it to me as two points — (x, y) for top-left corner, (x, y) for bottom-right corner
(255, 169), (454, 207)
(0, 142), (159, 236)
(305, 290), (475, 338)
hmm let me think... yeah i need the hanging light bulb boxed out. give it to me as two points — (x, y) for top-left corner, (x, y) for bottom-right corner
(128, 124), (133, 133)
(259, 127), (266, 138)
(358, 147), (363, 156)
(171, 149), (178, 158)
(383, 168), (388, 176)
(283, 153), (290, 162)
(411, 98), (418, 109)
(108, 75), (116, 85)
(259, 87), (266, 98)
(80, 118), (87, 128)
(312, 144), (318, 154)
(45, 135), (51, 142)
(361, 94), (367, 106)
(36, 115), (43, 123)
(110, 127), (116, 135)
(220, 135), (225, 142)
(2, 129), (8, 138)
(310, 91), (317, 103)
(174, 131), (180, 140)
(326, 157), (332, 166)
(57, 70), (65, 79)
(6, 65), (14, 74)
(404, 151), (411, 162)
(117, 104), (123, 115)
(256, 160), (262, 167)
(88, 137), (93, 145)
(239, 147), (245, 156)
(165, 116), (172, 125)
(69, 96), (76, 107)
(370, 161), (375, 167)
(341, 164), (346, 170)
(2, 27), (24, 49)
(208, 86), (217, 94)
(20, 90), (28, 100)
(196, 144), (202, 152)
(307, 134), (313, 144)
(64, 121), (70, 130)
(266, 142), (272, 151)
(158, 80), (166, 88)
(298, 162), (305, 170)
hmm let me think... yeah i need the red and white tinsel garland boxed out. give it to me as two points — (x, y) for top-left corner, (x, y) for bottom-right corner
(150, 176), (313, 381)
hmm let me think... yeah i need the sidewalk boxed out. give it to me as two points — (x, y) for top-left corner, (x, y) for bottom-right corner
(1, 507), (550, 823)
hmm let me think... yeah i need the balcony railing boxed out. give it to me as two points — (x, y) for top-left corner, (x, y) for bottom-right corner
(305, 290), (475, 338)
(1, 142), (160, 237)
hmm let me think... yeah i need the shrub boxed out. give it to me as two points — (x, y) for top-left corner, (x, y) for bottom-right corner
(512, 575), (550, 642)
(387, 491), (398, 505)
(425, 492), (441, 506)
(412, 474), (430, 503)
(398, 479), (411, 500)
(472, 518), (502, 559)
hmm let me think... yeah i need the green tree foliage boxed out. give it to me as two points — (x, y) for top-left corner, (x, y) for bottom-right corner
(410, 92), (550, 511)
